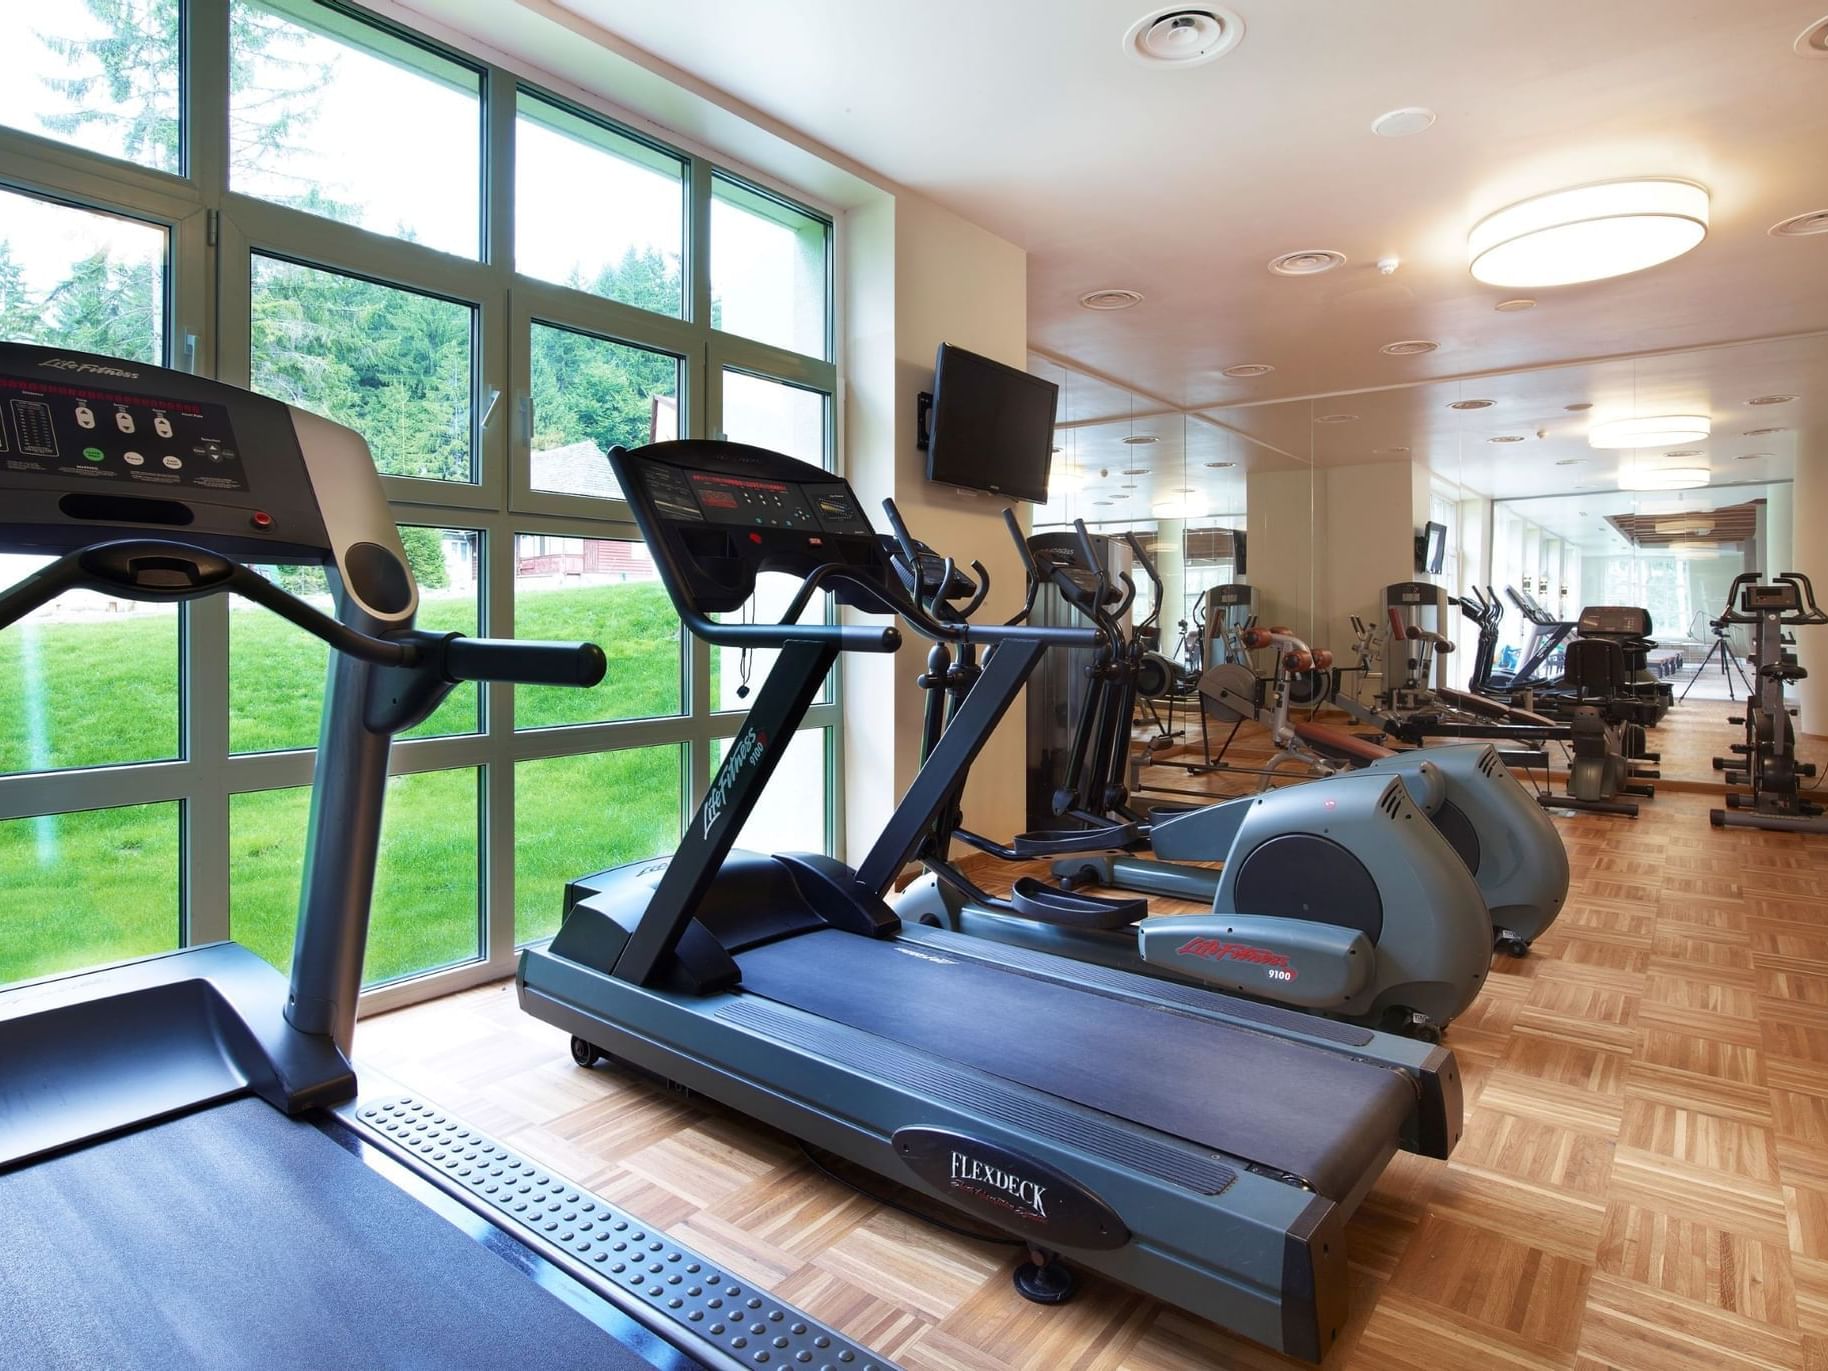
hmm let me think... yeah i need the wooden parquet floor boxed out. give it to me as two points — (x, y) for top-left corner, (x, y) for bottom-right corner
(361, 780), (1828, 1369)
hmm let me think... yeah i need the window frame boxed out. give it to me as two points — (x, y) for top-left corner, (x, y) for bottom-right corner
(0, 0), (844, 1015)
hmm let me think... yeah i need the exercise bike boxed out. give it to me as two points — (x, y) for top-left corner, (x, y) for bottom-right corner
(1710, 572), (1828, 832)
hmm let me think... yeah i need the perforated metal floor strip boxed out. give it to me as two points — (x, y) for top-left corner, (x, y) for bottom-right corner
(361, 1097), (893, 1371)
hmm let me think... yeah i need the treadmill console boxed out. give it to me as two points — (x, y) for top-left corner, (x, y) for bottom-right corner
(1742, 582), (1801, 614)
(1208, 584), (1253, 608)
(0, 341), (333, 564)
(611, 440), (891, 614)
(1577, 605), (1652, 637)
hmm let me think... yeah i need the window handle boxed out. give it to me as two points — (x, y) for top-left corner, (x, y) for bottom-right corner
(480, 386), (501, 429)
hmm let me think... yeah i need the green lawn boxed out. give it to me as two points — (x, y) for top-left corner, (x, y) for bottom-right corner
(1, 580), (693, 987)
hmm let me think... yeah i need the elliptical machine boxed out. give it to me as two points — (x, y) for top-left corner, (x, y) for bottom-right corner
(1710, 572), (1828, 832)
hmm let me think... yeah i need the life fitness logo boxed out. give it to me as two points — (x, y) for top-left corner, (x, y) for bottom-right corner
(948, 1149), (1048, 1224)
(1177, 936), (1299, 983)
(701, 726), (768, 838)
(38, 356), (140, 379)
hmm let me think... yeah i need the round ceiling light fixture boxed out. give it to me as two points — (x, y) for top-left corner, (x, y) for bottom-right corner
(1079, 288), (1144, 311)
(1467, 178), (1709, 287)
(1742, 427), (1786, 437)
(1748, 394), (1797, 406)
(1121, 434), (1159, 445)
(1795, 14), (1828, 56)
(1495, 298), (1537, 312)
(1588, 414), (1711, 448)
(1555, 458), (1587, 466)
(1488, 434), (1525, 443)
(1221, 362), (1275, 378)
(1371, 106), (1437, 137)
(1448, 398), (1495, 410)
(1381, 339), (1439, 356)
(1152, 493), (1210, 519)
(1314, 413), (1358, 424)
(1121, 466), (1150, 475)
(1664, 448), (1704, 458)
(1771, 208), (1828, 237)
(1617, 465), (1710, 492)
(1269, 249), (1347, 276)
(1739, 452), (1775, 461)
(1204, 460), (1237, 468)
(1564, 402), (1594, 412)
(1123, 7), (1244, 66)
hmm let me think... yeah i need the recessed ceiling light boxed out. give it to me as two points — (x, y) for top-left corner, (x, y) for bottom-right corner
(1796, 14), (1828, 57)
(1079, 288), (1144, 311)
(1448, 398), (1494, 410)
(1748, 394), (1797, 406)
(1121, 466), (1149, 475)
(1488, 434), (1525, 443)
(1664, 448), (1704, 457)
(1564, 402), (1593, 412)
(1467, 178), (1709, 287)
(1375, 446), (1411, 455)
(1370, 106), (1437, 137)
(1221, 362), (1275, 378)
(1494, 298), (1537, 312)
(1094, 499), (1115, 506)
(1269, 249), (1347, 276)
(1381, 339), (1439, 356)
(1204, 460), (1236, 468)
(1589, 414), (1711, 448)
(1121, 434), (1159, 445)
(1110, 493), (1130, 500)
(1618, 465), (1710, 492)
(1314, 413), (1358, 424)
(1739, 452), (1774, 461)
(1743, 427), (1785, 436)
(1555, 458), (1587, 465)
(1123, 6), (1244, 67)
(1771, 208), (1828, 237)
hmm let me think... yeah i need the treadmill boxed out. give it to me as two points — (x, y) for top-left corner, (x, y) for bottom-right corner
(519, 438), (1463, 1363)
(0, 343), (886, 1371)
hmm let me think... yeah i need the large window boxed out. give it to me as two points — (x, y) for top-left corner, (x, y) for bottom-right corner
(0, 0), (838, 1009)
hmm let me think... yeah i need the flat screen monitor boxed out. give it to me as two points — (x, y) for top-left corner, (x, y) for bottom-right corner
(1417, 521), (1447, 575)
(925, 343), (1058, 503)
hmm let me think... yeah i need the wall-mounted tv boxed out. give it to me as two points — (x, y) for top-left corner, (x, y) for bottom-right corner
(1416, 521), (1447, 575)
(924, 343), (1059, 504)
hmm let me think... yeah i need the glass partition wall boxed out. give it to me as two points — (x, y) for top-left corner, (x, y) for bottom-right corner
(0, 0), (838, 1006)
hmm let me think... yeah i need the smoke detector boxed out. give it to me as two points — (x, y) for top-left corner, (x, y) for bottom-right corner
(1371, 107), (1436, 138)
(1221, 362), (1275, 378)
(1771, 209), (1828, 237)
(1080, 288), (1144, 311)
(1269, 249), (1347, 276)
(1381, 339), (1439, 356)
(1448, 398), (1494, 410)
(1123, 7), (1244, 67)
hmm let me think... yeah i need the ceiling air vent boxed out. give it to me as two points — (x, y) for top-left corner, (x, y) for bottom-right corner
(1079, 288), (1144, 311)
(1123, 7), (1244, 67)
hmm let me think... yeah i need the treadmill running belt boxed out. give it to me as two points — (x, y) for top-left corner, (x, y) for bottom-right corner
(0, 1099), (669, 1371)
(736, 930), (1413, 1199)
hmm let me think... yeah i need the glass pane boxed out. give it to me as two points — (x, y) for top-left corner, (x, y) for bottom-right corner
(229, 1), (481, 258)
(0, 4), (181, 173)
(250, 256), (475, 482)
(230, 768), (481, 985)
(514, 535), (681, 727)
(0, 188), (166, 362)
(230, 527), (480, 754)
(711, 176), (829, 359)
(514, 746), (683, 945)
(515, 94), (685, 317)
(720, 370), (827, 465)
(529, 322), (679, 501)
(711, 573), (832, 713)
(0, 802), (180, 986)
(712, 728), (829, 855)
(0, 556), (179, 775)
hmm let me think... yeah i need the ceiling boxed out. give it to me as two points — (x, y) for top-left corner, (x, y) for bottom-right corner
(544, 0), (1828, 413)
(1499, 483), (1789, 552)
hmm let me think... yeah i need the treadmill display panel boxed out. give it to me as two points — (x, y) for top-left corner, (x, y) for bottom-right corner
(1743, 583), (1801, 612)
(0, 374), (248, 493)
(688, 472), (817, 530)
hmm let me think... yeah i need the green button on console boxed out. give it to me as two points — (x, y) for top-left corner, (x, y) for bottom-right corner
(82, 447), (105, 462)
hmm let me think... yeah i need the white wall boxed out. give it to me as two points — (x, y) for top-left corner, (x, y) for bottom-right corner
(841, 190), (1030, 859)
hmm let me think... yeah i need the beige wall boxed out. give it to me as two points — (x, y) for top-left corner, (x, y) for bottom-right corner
(841, 190), (1030, 861)
(1793, 428), (1828, 736)
(1320, 461), (1423, 658)
(1242, 468), (1317, 641)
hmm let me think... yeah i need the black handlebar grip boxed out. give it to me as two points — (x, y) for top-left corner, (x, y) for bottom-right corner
(880, 497), (921, 564)
(1003, 507), (1041, 578)
(444, 637), (608, 687)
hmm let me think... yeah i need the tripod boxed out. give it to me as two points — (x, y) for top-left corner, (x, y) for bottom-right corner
(1679, 618), (1753, 701)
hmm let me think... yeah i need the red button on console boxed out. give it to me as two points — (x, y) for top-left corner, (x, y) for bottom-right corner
(251, 511), (274, 529)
